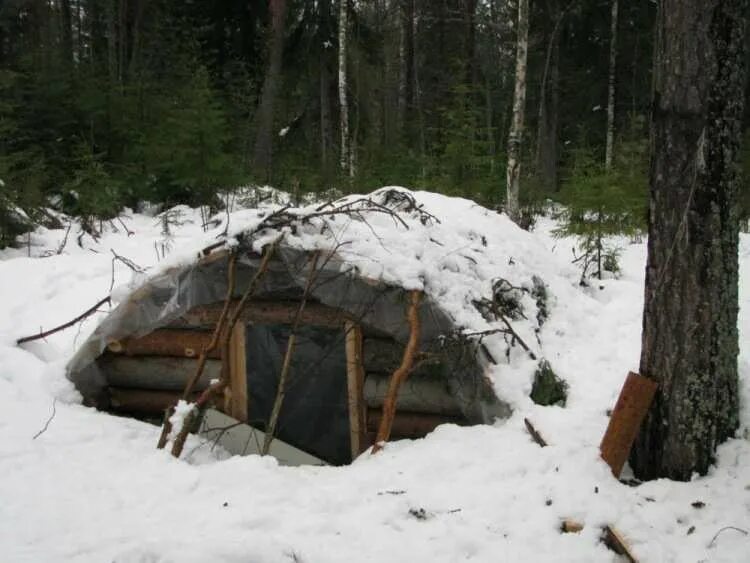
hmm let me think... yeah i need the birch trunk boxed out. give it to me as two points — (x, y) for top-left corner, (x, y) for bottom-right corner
(630, 0), (746, 481)
(338, 0), (350, 176)
(505, 0), (529, 223)
(604, 0), (618, 170)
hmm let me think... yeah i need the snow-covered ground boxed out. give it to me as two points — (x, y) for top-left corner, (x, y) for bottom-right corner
(1, 190), (748, 562)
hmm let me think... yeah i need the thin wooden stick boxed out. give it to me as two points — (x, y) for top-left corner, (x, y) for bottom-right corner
(372, 290), (422, 454)
(168, 242), (279, 457)
(16, 296), (111, 345)
(524, 417), (548, 447)
(261, 251), (322, 455)
(157, 253), (238, 449)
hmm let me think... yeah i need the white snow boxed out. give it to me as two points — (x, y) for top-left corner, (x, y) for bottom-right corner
(0, 189), (748, 562)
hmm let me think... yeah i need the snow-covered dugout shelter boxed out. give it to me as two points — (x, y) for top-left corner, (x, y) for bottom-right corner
(67, 188), (551, 465)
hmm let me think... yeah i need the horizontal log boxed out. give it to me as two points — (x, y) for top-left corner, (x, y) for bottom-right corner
(98, 355), (221, 391)
(366, 408), (464, 439)
(175, 300), (350, 329)
(107, 329), (219, 359)
(364, 373), (462, 416)
(108, 387), (202, 414)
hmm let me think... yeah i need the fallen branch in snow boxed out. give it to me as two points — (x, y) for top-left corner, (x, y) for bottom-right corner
(524, 417), (548, 447)
(372, 290), (422, 454)
(708, 526), (749, 548)
(32, 398), (57, 440)
(602, 525), (638, 563)
(109, 249), (147, 292)
(262, 251), (323, 455)
(16, 296), (111, 345)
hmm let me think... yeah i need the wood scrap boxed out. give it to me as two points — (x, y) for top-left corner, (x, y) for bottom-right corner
(602, 525), (638, 563)
(599, 371), (657, 477)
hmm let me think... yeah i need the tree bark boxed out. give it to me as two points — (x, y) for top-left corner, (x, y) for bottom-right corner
(604, 0), (618, 170)
(59, 0), (73, 67)
(252, 0), (288, 181)
(631, 0), (747, 481)
(505, 0), (529, 223)
(397, 0), (414, 137)
(338, 0), (351, 177)
(319, 0), (332, 170)
(536, 0), (566, 192)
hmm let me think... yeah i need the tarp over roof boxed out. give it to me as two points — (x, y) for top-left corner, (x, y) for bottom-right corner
(67, 188), (553, 421)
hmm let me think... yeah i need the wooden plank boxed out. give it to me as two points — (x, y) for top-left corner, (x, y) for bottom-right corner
(106, 329), (219, 359)
(364, 373), (462, 416)
(600, 372), (658, 477)
(227, 323), (248, 422)
(366, 408), (464, 439)
(176, 300), (349, 329)
(345, 322), (367, 458)
(98, 355), (221, 391)
(108, 387), (200, 414)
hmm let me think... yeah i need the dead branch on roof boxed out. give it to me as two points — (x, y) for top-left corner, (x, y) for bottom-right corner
(262, 251), (323, 455)
(16, 296), (111, 345)
(372, 290), (422, 454)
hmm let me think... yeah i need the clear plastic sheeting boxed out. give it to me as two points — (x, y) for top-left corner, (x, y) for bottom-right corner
(67, 242), (511, 427)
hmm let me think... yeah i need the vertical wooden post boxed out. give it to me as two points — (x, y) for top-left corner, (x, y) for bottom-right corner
(227, 323), (248, 422)
(600, 371), (657, 477)
(345, 321), (367, 459)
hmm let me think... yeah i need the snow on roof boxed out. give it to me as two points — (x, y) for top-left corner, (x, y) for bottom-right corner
(105, 187), (571, 409)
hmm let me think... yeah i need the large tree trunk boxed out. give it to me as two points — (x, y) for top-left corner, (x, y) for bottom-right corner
(604, 0), (618, 170)
(631, 0), (747, 481)
(338, 0), (351, 177)
(505, 0), (529, 223)
(252, 0), (288, 181)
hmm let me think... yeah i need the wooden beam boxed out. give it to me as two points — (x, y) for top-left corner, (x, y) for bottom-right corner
(345, 322), (367, 459)
(364, 373), (462, 416)
(176, 300), (349, 329)
(227, 323), (248, 422)
(366, 408), (463, 439)
(106, 329), (219, 359)
(602, 525), (638, 562)
(98, 355), (221, 391)
(108, 387), (201, 414)
(599, 372), (658, 477)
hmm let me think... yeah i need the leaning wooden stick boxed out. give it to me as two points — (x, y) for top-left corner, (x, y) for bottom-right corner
(157, 253), (238, 449)
(372, 290), (422, 454)
(262, 251), (322, 455)
(164, 241), (278, 456)
(524, 417), (548, 447)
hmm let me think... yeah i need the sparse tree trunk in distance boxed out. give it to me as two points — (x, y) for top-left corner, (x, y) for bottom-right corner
(397, 0), (414, 137)
(506, 0), (529, 223)
(630, 0), (746, 481)
(252, 0), (288, 182)
(536, 0), (566, 192)
(320, 0), (332, 170)
(338, 0), (352, 177)
(60, 0), (73, 67)
(604, 0), (618, 170)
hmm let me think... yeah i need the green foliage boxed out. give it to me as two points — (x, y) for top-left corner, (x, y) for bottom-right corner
(555, 135), (647, 280)
(530, 359), (567, 407)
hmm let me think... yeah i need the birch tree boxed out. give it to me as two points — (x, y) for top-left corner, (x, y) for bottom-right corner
(505, 0), (529, 223)
(338, 0), (352, 177)
(604, 0), (618, 170)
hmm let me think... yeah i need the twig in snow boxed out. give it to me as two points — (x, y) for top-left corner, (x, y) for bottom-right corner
(16, 296), (111, 345)
(56, 222), (73, 255)
(32, 399), (57, 440)
(708, 526), (749, 548)
(524, 417), (548, 447)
